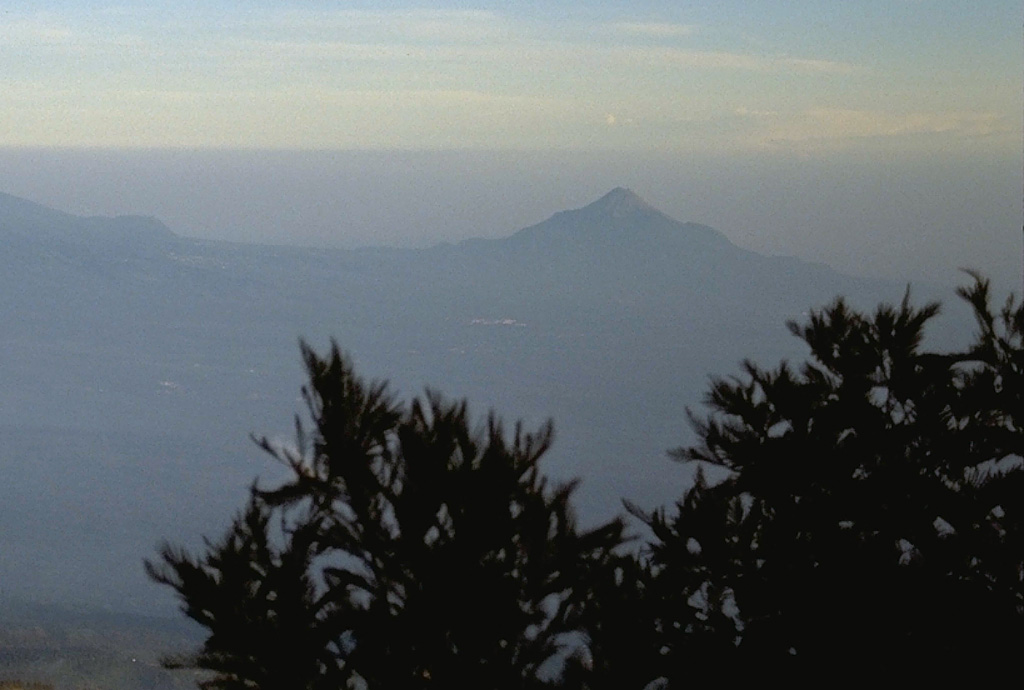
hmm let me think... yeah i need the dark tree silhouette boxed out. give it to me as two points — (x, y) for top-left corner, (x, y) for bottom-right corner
(147, 343), (624, 690)
(149, 276), (1023, 688)
(633, 274), (1023, 676)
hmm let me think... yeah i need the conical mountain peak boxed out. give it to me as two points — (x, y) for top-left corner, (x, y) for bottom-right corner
(500, 187), (732, 254)
(584, 187), (655, 218)
(595, 186), (647, 205)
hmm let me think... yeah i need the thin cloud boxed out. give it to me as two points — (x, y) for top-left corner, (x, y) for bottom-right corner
(611, 22), (696, 38)
(0, 17), (74, 45)
(5, 9), (857, 80)
(778, 57), (859, 74)
(804, 108), (1005, 137)
(6, 7), (965, 152)
(241, 8), (514, 44)
(756, 108), (1010, 149)
(620, 47), (858, 74)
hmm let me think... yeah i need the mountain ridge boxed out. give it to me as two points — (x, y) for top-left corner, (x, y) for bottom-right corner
(0, 188), (725, 255)
(0, 190), (176, 247)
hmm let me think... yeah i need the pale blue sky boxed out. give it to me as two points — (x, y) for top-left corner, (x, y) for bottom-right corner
(1, 2), (1019, 153)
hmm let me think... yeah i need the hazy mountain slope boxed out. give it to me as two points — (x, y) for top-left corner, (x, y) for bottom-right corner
(0, 187), (934, 615)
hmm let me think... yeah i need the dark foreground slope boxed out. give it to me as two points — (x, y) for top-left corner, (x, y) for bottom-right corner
(0, 600), (199, 689)
(0, 187), (931, 618)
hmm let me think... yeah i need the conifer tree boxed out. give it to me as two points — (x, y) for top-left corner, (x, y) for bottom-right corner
(148, 343), (624, 689)
(635, 274), (1023, 674)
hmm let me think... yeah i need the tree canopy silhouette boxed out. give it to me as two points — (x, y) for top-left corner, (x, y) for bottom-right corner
(632, 274), (1023, 676)
(150, 275), (1023, 687)
(147, 343), (624, 690)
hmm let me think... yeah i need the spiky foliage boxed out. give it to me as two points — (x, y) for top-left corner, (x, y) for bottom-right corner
(148, 342), (623, 690)
(147, 499), (334, 689)
(636, 275), (1023, 674)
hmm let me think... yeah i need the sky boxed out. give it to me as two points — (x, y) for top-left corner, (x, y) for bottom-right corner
(1, 1), (1018, 152)
(0, 1), (1020, 288)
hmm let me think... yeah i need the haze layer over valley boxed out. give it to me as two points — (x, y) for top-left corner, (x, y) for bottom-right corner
(0, 186), (973, 616)
(3, 148), (1019, 293)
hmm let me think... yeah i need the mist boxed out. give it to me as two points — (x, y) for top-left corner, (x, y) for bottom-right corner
(1, 144), (1019, 685)
(1, 146), (1019, 292)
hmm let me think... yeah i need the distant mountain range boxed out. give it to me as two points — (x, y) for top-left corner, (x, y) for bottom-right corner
(0, 187), (931, 616)
(0, 190), (174, 251)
